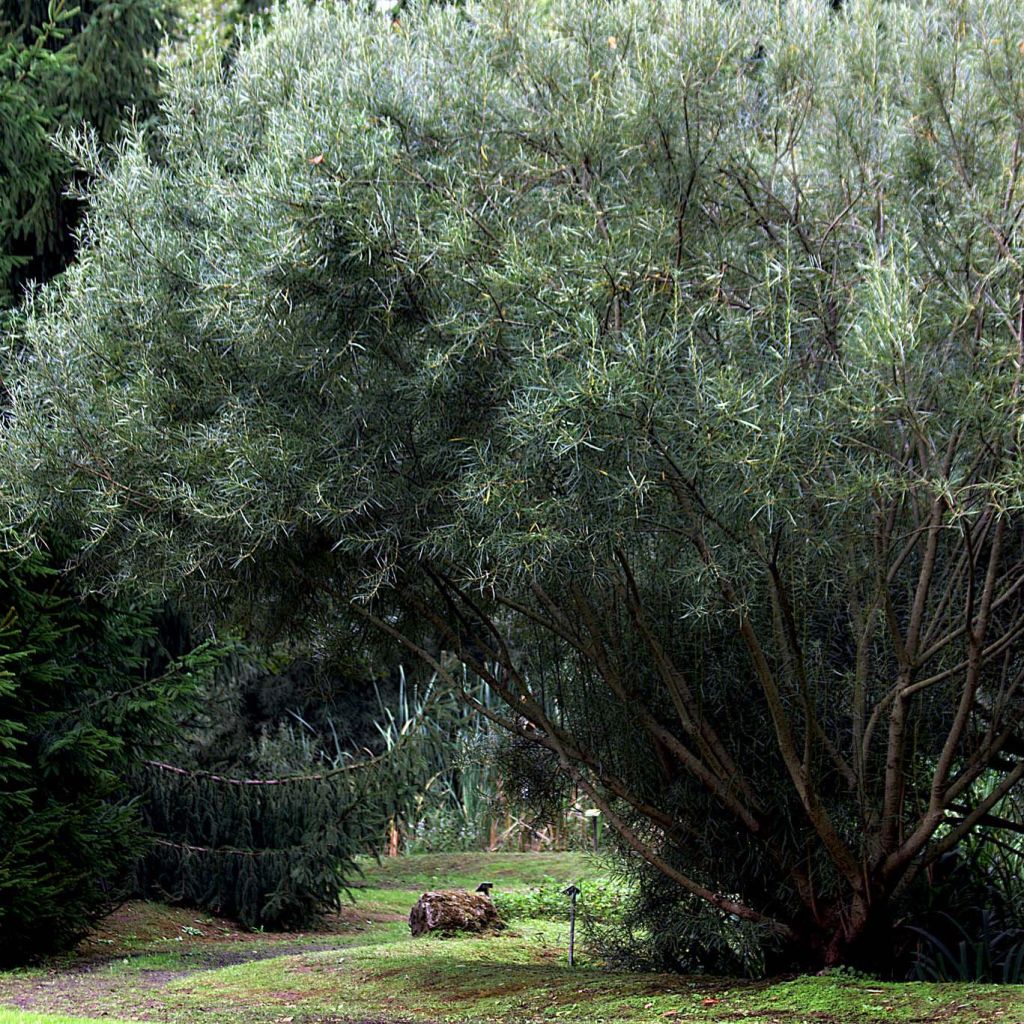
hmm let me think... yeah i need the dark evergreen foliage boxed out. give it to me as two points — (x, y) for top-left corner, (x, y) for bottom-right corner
(180, 655), (405, 771)
(0, 541), (211, 964)
(135, 761), (372, 929)
(0, 0), (171, 307)
(132, 657), (446, 930)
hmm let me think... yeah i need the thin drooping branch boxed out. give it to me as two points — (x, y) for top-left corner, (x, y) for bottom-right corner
(767, 554), (857, 790)
(947, 805), (1024, 836)
(930, 518), (1005, 806)
(878, 491), (947, 859)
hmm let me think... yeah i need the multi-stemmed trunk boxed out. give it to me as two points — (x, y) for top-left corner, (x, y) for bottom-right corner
(360, 459), (1024, 974)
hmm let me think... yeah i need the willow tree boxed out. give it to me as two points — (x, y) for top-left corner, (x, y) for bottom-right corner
(6, 0), (1024, 971)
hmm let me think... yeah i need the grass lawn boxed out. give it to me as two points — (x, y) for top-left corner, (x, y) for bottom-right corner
(1, 851), (1022, 1024)
(0, 1013), (138, 1024)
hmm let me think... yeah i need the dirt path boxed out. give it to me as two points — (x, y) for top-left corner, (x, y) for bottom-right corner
(0, 943), (343, 1019)
(0, 901), (407, 1022)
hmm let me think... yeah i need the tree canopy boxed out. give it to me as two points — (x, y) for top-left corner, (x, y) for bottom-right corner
(5, 0), (1024, 971)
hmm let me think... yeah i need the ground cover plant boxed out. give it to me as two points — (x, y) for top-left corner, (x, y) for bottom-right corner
(8, 0), (1024, 976)
(2, 853), (1023, 1024)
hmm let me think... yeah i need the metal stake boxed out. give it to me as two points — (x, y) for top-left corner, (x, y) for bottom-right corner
(564, 884), (581, 967)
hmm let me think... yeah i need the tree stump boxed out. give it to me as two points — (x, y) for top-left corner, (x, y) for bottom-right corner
(408, 889), (503, 937)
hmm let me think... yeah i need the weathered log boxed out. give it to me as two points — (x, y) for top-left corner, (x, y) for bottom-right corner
(408, 889), (503, 937)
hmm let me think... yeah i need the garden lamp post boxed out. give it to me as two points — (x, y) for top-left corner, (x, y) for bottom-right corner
(564, 884), (581, 967)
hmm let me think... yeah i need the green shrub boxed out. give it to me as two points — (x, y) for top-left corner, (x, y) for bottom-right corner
(493, 877), (627, 924)
(908, 913), (1024, 983)
(902, 837), (1024, 982)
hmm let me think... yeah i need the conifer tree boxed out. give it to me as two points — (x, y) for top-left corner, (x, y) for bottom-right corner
(0, 540), (213, 963)
(0, 0), (197, 965)
(0, 0), (171, 306)
(135, 749), (415, 929)
(132, 659), (454, 929)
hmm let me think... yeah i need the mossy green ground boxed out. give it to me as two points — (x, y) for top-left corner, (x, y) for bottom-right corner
(1, 852), (1022, 1023)
(0, 1014), (137, 1024)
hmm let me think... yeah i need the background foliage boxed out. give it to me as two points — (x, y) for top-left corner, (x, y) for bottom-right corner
(131, 658), (589, 929)
(1, 0), (183, 963)
(131, 660), (447, 930)
(0, 0), (171, 307)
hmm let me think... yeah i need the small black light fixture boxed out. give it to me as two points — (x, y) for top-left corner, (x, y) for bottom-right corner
(563, 884), (582, 966)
